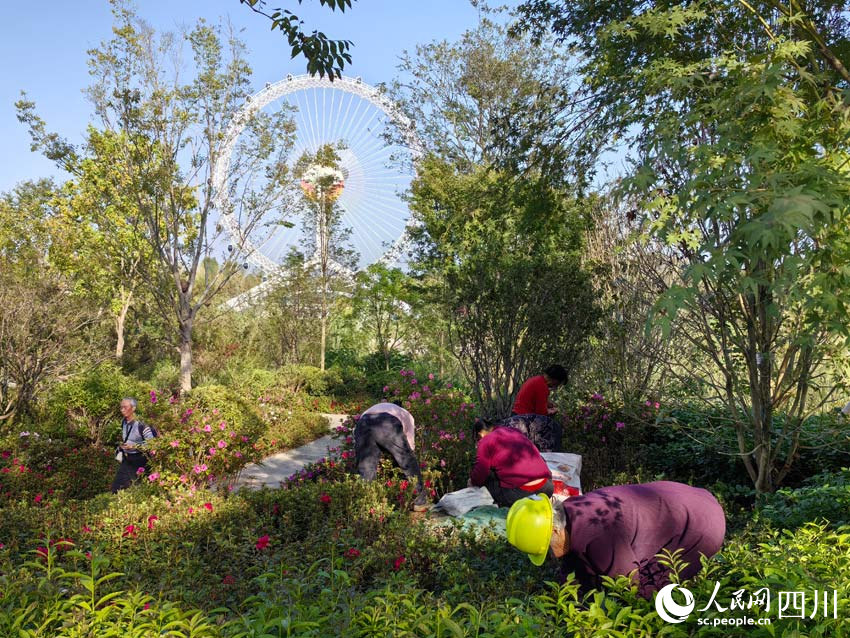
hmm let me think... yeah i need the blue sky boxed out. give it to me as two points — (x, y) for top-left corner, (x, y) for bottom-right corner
(1, 0), (492, 192)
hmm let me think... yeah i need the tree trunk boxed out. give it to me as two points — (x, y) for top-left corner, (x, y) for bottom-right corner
(179, 317), (194, 393)
(320, 296), (327, 372)
(114, 288), (133, 361)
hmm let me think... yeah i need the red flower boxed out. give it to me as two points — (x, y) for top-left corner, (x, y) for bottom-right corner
(222, 574), (236, 585)
(344, 548), (361, 559)
(203, 502), (213, 511)
(393, 555), (406, 571)
(123, 524), (138, 538)
(255, 534), (270, 550)
(33, 494), (42, 504)
(147, 515), (159, 530)
(319, 493), (331, 504)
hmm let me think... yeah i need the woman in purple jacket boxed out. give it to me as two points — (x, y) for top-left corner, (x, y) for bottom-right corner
(506, 481), (725, 598)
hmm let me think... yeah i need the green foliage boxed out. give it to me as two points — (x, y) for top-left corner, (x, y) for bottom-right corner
(239, 0), (355, 79)
(563, 392), (659, 490)
(0, 432), (114, 502)
(143, 385), (267, 487)
(759, 468), (850, 529)
(43, 363), (147, 444)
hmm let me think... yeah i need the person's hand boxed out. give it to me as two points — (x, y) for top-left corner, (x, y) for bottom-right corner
(467, 478), (473, 488)
(547, 406), (558, 416)
(121, 443), (136, 450)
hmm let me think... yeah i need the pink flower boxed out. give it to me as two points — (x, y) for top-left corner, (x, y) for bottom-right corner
(615, 422), (625, 431)
(428, 373), (434, 380)
(143, 603), (151, 610)
(203, 502), (213, 511)
(382, 385), (390, 393)
(188, 507), (195, 515)
(82, 525), (92, 533)
(147, 515), (159, 530)
(255, 534), (270, 550)
(148, 472), (160, 481)
(179, 474), (187, 483)
(170, 440), (180, 447)
(193, 464), (208, 474)
(203, 424), (212, 432)
(136, 467), (146, 476)
(217, 440), (227, 449)
(393, 555), (406, 570)
(208, 448), (217, 456)
(34, 494), (42, 504)
(150, 390), (157, 404)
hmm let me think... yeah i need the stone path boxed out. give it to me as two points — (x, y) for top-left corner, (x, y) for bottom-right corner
(232, 413), (348, 491)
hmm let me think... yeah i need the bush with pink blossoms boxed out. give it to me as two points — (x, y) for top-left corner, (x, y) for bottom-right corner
(562, 393), (660, 490)
(310, 370), (476, 498)
(143, 385), (266, 489)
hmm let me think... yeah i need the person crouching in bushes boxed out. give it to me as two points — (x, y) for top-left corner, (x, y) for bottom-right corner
(111, 397), (157, 493)
(469, 419), (554, 507)
(502, 364), (568, 452)
(506, 481), (726, 599)
(355, 401), (431, 512)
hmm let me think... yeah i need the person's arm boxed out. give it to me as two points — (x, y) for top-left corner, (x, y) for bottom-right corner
(583, 531), (641, 588)
(469, 441), (492, 487)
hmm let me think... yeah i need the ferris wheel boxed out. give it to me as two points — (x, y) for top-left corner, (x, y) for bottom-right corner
(212, 74), (422, 278)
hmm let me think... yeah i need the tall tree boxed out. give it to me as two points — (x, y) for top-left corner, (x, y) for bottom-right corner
(513, 0), (850, 491)
(19, 1), (297, 391)
(0, 181), (102, 423)
(393, 11), (601, 413)
(351, 263), (416, 371)
(294, 143), (356, 370)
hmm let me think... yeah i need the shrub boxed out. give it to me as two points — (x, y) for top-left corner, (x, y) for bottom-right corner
(143, 385), (267, 488)
(759, 468), (850, 529)
(562, 392), (658, 490)
(0, 432), (114, 502)
(149, 359), (180, 394)
(41, 363), (147, 444)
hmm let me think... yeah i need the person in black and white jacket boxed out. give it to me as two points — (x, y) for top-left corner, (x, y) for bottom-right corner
(111, 397), (156, 493)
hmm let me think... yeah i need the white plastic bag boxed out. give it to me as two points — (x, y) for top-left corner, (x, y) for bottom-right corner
(433, 486), (495, 516)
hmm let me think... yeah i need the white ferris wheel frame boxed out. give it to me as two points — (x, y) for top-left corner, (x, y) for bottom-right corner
(212, 74), (422, 276)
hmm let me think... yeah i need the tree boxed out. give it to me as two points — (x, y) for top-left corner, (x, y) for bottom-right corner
(0, 182), (103, 423)
(409, 159), (600, 417)
(393, 14), (601, 415)
(351, 263), (416, 371)
(513, 0), (850, 491)
(50, 129), (155, 361)
(294, 143), (356, 371)
(238, 0), (355, 78)
(19, 1), (298, 392)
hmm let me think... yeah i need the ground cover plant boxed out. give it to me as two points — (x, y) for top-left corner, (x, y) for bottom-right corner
(1, 369), (848, 636)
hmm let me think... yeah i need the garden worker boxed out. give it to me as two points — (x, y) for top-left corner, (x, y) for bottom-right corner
(506, 481), (726, 599)
(111, 397), (157, 493)
(469, 419), (554, 507)
(355, 401), (430, 511)
(501, 364), (568, 452)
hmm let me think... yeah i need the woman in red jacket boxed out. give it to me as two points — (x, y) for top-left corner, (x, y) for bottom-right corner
(469, 420), (554, 507)
(500, 364), (567, 452)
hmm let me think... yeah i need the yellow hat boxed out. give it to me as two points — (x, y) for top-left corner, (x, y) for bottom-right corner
(506, 494), (553, 566)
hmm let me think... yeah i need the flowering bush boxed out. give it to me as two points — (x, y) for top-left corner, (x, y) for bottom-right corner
(143, 385), (266, 488)
(0, 433), (113, 502)
(303, 370), (477, 498)
(563, 393), (659, 490)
